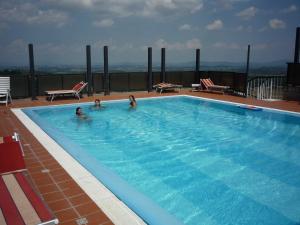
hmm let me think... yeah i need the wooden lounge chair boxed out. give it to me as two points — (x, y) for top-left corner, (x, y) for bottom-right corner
(0, 77), (12, 106)
(45, 81), (87, 102)
(153, 82), (183, 94)
(0, 134), (59, 225)
(200, 78), (230, 94)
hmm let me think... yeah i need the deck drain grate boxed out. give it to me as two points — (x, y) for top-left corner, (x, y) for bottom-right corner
(76, 218), (88, 225)
(41, 169), (50, 173)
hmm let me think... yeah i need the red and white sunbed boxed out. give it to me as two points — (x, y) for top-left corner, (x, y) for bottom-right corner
(0, 134), (59, 225)
(45, 81), (88, 102)
(153, 82), (183, 94)
(200, 78), (230, 93)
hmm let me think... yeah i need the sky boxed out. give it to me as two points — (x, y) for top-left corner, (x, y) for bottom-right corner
(0, 0), (299, 66)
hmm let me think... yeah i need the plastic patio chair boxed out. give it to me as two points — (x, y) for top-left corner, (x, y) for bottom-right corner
(0, 77), (12, 106)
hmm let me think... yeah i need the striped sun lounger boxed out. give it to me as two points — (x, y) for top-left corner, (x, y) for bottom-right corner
(200, 78), (230, 93)
(0, 134), (58, 225)
(0, 172), (58, 225)
(153, 82), (183, 94)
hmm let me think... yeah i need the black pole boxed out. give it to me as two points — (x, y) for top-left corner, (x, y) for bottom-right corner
(246, 45), (250, 75)
(161, 48), (166, 82)
(245, 44), (251, 97)
(294, 27), (300, 63)
(104, 46), (110, 95)
(86, 45), (92, 96)
(148, 47), (153, 92)
(195, 49), (200, 82)
(28, 44), (37, 100)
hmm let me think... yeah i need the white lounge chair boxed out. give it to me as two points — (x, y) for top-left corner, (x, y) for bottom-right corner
(153, 82), (183, 94)
(0, 77), (12, 106)
(45, 81), (88, 102)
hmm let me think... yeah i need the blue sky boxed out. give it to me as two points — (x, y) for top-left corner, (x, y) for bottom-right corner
(0, 0), (299, 66)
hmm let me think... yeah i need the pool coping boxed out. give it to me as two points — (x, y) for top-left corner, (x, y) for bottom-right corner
(12, 95), (190, 225)
(12, 108), (148, 225)
(11, 94), (300, 225)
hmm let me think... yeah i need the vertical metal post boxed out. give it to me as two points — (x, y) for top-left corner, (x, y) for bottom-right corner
(86, 45), (92, 96)
(161, 48), (166, 83)
(256, 78), (259, 99)
(28, 44), (37, 100)
(245, 44), (251, 97)
(195, 49), (200, 82)
(294, 27), (300, 63)
(104, 46), (110, 95)
(148, 47), (153, 92)
(270, 79), (273, 99)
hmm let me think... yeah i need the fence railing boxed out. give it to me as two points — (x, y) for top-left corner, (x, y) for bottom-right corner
(247, 76), (286, 100)
(1, 70), (247, 98)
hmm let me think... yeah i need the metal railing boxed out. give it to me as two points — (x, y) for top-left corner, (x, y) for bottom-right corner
(1, 70), (247, 98)
(247, 76), (286, 100)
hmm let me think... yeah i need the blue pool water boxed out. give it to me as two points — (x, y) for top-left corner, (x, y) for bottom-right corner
(24, 96), (300, 225)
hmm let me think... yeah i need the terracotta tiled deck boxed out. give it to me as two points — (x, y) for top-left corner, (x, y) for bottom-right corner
(1, 90), (300, 225)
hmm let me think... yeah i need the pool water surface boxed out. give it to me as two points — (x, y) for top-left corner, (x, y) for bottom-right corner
(24, 96), (300, 225)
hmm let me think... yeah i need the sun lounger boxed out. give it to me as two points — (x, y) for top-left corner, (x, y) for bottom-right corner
(45, 81), (87, 102)
(0, 142), (26, 174)
(0, 171), (59, 225)
(0, 133), (25, 174)
(200, 78), (230, 93)
(191, 83), (202, 92)
(153, 82), (183, 94)
(0, 134), (59, 225)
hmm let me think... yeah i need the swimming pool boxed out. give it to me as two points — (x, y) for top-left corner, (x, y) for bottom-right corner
(22, 96), (300, 225)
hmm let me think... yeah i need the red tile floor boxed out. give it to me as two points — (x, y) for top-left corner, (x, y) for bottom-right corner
(1, 90), (300, 225)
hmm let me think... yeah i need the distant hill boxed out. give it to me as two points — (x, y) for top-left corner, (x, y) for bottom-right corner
(0, 60), (288, 76)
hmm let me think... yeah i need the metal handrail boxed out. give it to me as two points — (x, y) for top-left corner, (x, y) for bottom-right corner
(247, 76), (286, 100)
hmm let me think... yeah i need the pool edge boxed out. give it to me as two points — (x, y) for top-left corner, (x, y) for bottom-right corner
(11, 108), (147, 225)
(11, 94), (300, 225)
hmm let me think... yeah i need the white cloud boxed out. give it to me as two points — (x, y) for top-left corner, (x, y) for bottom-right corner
(45, 0), (95, 9)
(186, 39), (202, 49)
(258, 26), (267, 32)
(213, 42), (269, 50)
(179, 24), (192, 31)
(236, 6), (257, 20)
(154, 38), (201, 50)
(281, 5), (297, 13)
(93, 19), (114, 27)
(45, 0), (204, 18)
(213, 0), (250, 10)
(213, 42), (240, 49)
(269, 19), (286, 29)
(190, 3), (203, 13)
(92, 39), (116, 49)
(0, 2), (69, 27)
(235, 25), (252, 32)
(5, 39), (27, 54)
(27, 10), (68, 27)
(236, 25), (243, 31)
(206, 19), (223, 30)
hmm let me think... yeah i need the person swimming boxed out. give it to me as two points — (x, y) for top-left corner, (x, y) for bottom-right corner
(129, 95), (137, 108)
(90, 98), (105, 110)
(94, 99), (101, 108)
(76, 107), (89, 120)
